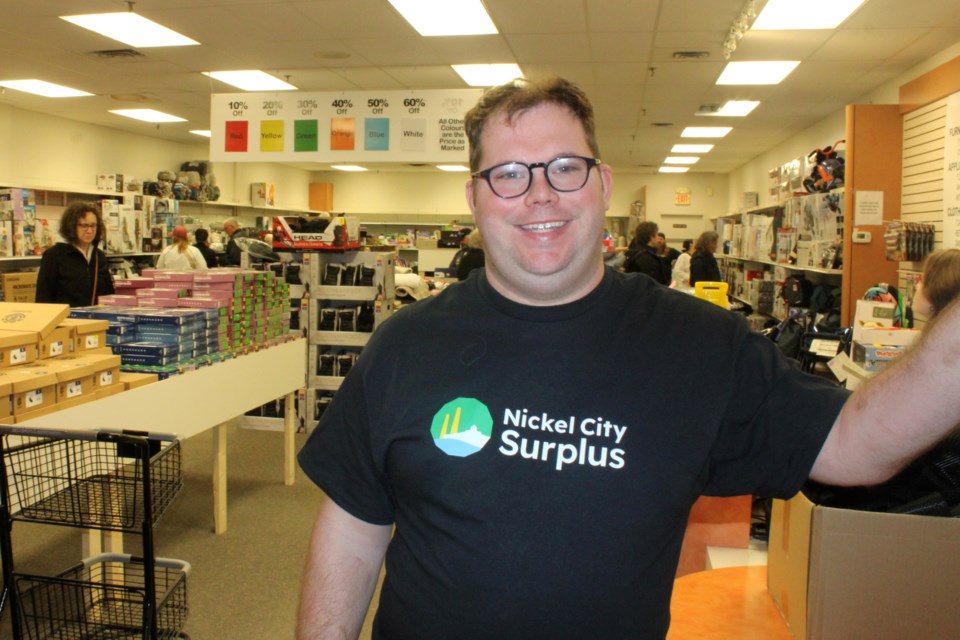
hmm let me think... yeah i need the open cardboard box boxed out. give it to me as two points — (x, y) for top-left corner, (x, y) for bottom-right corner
(768, 491), (960, 639)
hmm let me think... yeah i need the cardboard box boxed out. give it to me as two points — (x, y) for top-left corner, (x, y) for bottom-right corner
(0, 330), (39, 367)
(58, 318), (109, 351)
(63, 352), (121, 389)
(271, 215), (361, 250)
(1, 271), (38, 303)
(119, 371), (159, 390)
(39, 325), (74, 359)
(25, 359), (96, 401)
(852, 341), (908, 371)
(0, 368), (58, 416)
(95, 384), (124, 400)
(768, 492), (960, 640)
(0, 302), (69, 337)
(0, 375), (12, 420)
(858, 327), (921, 347)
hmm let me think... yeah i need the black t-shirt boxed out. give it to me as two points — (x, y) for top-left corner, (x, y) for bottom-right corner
(298, 268), (848, 639)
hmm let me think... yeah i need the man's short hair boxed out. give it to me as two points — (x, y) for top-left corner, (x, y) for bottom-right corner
(464, 77), (600, 172)
(223, 217), (239, 230)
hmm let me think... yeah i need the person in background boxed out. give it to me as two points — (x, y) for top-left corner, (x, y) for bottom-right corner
(670, 238), (695, 291)
(623, 220), (669, 284)
(448, 227), (474, 272)
(456, 229), (485, 281)
(913, 248), (960, 322)
(221, 217), (243, 266)
(657, 231), (681, 266)
(35, 201), (115, 307)
(689, 229), (723, 286)
(156, 225), (208, 271)
(296, 76), (960, 640)
(194, 228), (219, 268)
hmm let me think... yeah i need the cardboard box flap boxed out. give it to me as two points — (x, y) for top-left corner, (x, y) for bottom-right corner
(0, 303), (70, 338)
(0, 368), (58, 392)
(22, 360), (96, 381)
(59, 318), (110, 333)
(61, 353), (122, 371)
(0, 329), (38, 348)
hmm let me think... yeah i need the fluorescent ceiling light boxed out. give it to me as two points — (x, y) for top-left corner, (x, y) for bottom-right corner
(681, 127), (732, 138)
(717, 61), (799, 85)
(331, 165), (368, 172)
(664, 157), (699, 165)
(203, 71), (297, 91)
(60, 12), (198, 48)
(0, 79), (92, 98)
(699, 100), (759, 117)
(110, 109), (186, 123)
(388, 0), (497, 36)
(436, 165), (469, 172)
(672, 144), (714, 153)
(452, 64), (523, 87)
(659, 167), (689, 174)
(752, 0), (866, 30)
(190, 130), (212, 138)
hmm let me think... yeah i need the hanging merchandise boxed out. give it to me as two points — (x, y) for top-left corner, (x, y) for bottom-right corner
(803, 140), (845, 193)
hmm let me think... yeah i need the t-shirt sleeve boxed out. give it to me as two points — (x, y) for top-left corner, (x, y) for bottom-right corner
(703, 330), (850, 498)
(297, 371), (395, 525)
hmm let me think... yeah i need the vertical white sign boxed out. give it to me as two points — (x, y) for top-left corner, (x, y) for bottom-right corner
(944, 92), (960, 248)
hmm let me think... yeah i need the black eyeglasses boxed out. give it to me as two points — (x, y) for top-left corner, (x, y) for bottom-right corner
(472, 156), (602, 199)
(77, 223), (98, 230)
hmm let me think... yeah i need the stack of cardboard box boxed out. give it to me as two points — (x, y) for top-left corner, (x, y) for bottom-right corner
(0, 302), (158, 424)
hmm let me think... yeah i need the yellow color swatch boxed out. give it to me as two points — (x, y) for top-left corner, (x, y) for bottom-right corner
(260, 120), (285, 152)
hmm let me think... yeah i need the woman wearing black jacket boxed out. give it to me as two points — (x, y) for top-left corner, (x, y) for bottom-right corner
(35, 201), (115, 307)
(689, 230), (723, 286)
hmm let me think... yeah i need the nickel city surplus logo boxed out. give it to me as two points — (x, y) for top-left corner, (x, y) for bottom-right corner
(431, 398), (493, 457)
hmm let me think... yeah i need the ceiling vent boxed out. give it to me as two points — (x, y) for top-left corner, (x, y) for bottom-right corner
(697, 103), (721, 114)
(672, 51), (710, 60)
(651, 122), (674, 127)
(92, 48), (145, 60)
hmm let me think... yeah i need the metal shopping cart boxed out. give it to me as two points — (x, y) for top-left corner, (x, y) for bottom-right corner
(0, 427), (189, 639)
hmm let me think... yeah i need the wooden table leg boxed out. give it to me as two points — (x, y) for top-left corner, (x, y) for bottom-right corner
(284, 391), (296, 486)
(213, 422), (228, 534)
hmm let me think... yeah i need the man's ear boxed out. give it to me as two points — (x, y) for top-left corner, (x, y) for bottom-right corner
(466, 178), (478, 216)
(600, 163), (613, 211)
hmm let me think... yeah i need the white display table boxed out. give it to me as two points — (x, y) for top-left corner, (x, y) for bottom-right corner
(21, 338), (307, 539)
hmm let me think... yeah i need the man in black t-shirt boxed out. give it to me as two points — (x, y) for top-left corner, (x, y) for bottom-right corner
(296, 78), (960, 640)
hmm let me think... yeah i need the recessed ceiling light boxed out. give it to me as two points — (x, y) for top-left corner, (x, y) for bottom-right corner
(203, 71), (297, 91)
(681, 127), (732, 138)
(664, 157), (699, 165)
(388, 0), (498, 36)
(331, 165), (368, 172)
(452, 64), (523, 87)
(110, 109), (186, 123)
(436, 165), (469, 172)
(659, 167), (689, 173)
(60, 12), (199, 48)
(190, 130), (212, 138)
(672, 144), (714, 153)
(698, 100), (760, 117)
(752, 0), (867, 30)
(0, 79), (92, 98)
(716, 61), (799, 85)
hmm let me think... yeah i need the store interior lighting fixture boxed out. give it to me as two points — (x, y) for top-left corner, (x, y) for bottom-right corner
(752, 0), (868, 30)
(681, 127), (732, 138)
(203, 71), (298, 92)
(388, 0), (498, 36)
(697, 100), (760, 117)
(190, 130), (212, 138)
(110, 109), (186, 123)
(61, 6), (199, 48)
(659, 167), (689, 174)
(331, 165), (368, 172)
(436, 165), (469, 172)
(0, 79), (92, 98)
(664, 157), (700, 165)
(452, 64), (523, 87)
(672, 144), (715, 153)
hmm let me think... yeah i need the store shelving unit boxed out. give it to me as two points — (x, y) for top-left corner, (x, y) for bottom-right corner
(0, 428), (189, 639)
(300, 250), (395, 432)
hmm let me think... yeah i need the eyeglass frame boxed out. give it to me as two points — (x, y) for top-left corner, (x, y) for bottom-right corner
(77, 222), (99, 230)
(471, 155), (603, 199)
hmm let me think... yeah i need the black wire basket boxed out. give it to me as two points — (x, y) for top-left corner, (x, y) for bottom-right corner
(13, 554), (189, 640)
(1, 431), (182, 532)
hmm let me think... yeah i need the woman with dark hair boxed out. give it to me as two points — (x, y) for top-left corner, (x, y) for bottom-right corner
(35, 201), (115, 307)
(623, 221), (669, 285)
(689, 230), (723, 286)
(194, 228), (219, 268)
